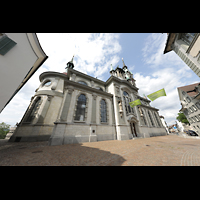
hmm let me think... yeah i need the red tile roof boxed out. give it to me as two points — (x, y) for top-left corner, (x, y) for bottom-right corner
(178, 82), (200, 97)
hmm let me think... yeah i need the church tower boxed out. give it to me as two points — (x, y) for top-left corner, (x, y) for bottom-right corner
(110, 58), (136, 86)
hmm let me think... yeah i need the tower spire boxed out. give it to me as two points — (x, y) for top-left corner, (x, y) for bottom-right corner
(122, 57), (126, 67)
(110, 64), (114, 71)
(66, 54), (75, 70)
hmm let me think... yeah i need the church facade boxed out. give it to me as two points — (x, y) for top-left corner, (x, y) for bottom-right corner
(10, 57), (167, 145)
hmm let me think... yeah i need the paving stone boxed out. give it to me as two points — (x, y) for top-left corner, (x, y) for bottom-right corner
(1, 135), (200, 166)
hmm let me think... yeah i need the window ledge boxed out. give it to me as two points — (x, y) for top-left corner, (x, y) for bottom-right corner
(73, 120), (86, 123)
(101, 122), (109, 125)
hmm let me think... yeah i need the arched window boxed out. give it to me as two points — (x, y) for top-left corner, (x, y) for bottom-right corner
(26, 97), (41, 122)
(74, 94), (86, 121)
(100, 99), (107, 122)
(141, 109), (147, 125)
(154, 112), (161, 127)
(148, 111), (154, 127)
(78, 81), (87, 86)
(123, 91), (133, 114)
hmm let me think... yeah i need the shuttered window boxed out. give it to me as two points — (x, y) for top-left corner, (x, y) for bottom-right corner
(0, 35), (17, 55)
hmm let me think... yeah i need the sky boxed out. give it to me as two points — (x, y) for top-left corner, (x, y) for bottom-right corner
(0, 33), (200, 127)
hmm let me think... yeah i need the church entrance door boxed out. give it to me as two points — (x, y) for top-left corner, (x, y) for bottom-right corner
(130, 122), (137, 137)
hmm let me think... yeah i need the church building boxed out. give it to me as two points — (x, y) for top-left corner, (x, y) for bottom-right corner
(9, 56), (167, 145)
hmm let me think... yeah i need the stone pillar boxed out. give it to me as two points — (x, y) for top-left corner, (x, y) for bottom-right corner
(91, 93), (97, 124)
(59, 86), (74, 122)
(49, 86), (74, 146)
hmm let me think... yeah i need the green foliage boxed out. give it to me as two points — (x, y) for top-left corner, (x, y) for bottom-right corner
(0, 122), (11, 139)
(176, 112), (189, 124)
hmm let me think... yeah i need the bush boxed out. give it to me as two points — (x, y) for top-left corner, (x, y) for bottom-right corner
(0, 122), (11, 139)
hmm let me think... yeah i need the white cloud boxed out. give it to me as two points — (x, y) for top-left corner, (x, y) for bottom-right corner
(0, 33), (122, 126)
(37, 33), (121, 79)
(137, 33), (200, 125)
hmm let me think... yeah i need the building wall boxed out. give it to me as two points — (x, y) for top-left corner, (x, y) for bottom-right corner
(173, 35), (200, 78)
(190, 36), (200, 57)
(179, 89), (200, 135)
(0, 33), (38, 111)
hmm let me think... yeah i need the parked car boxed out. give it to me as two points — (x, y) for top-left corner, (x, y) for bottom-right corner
(186, 130), (198, 136)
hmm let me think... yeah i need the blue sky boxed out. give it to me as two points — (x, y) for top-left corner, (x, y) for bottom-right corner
(0, 33), (200, 126)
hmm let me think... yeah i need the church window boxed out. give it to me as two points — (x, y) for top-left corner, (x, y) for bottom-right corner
(74, 94), (86, 121)
(141, 109), (147, 125)
(100, 99), (107, 122)
(154, 112), (161, 127)
(123, 91), (133, 114)
(148, 111), (154, 127)
(78, 81), (87, 86)
(26, 97), (41, 122)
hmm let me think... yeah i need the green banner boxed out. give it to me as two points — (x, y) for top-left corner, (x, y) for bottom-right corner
(129, 99), (141, 108)
(147, 88), (166, 101)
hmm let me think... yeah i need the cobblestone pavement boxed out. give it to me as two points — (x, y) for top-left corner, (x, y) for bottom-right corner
(1, 134), (200, 166)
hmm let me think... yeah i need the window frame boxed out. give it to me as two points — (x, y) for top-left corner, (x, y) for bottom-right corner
(100, 99), (107, 123)
(25, 97), (42, 123)
(148, 111), (155, 127)
(74, 94), (87, 122)
(123, 91), (134, 115)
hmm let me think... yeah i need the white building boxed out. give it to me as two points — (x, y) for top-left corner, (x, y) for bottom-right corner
(177, 82), (200, 135)
(160, 115), (169, 134)
(0, 33), (48, 112)
(164, 33), (200, 78)
(10, 57), (166, 145)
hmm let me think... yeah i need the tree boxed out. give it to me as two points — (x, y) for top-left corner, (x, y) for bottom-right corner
(0, 122), (11, 139)
(176, 112), (189, 124)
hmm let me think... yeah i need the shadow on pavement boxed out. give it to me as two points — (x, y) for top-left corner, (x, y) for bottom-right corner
(0, 140), (126, 166)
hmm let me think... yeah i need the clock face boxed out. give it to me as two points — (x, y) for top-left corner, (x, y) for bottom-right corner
(43, 80), (51, 86)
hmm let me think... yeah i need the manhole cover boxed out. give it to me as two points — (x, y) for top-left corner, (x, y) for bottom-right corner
(32, 150), (43, 153)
